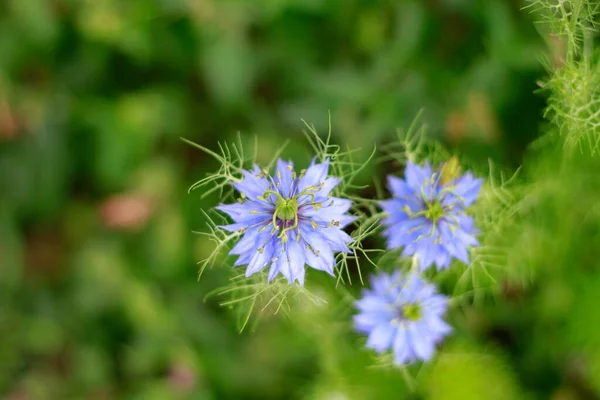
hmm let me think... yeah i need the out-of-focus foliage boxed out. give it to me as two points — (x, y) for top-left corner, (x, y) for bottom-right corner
(5, 0), (600, 399)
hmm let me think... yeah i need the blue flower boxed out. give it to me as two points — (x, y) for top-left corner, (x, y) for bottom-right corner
(217, 158), (355, 285)
(379, 160), (483, 271)
(354, 271), (451, 365)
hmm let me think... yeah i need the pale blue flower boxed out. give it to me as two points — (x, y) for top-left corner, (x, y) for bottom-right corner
(379, 160), (483, 271)
(354, 271), (451, 364)
(217, 159), (355, 285)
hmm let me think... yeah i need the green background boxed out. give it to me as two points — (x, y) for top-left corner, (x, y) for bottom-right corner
(2, 0), (596, 399)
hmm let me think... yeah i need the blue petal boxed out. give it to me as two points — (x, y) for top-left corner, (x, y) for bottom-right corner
(245, 237), (276, 277)
(276, 159), (295, 198)
(456, 214), (476, 233)
(393, 327), (413, 365)
(354, 271), (451, 364)
(230, 225), (275, 257)
(387, 175), (412, 198)
(267, 260), (280, 282)
(384, 227), (420, 249)
(355, 294), (390, 313)
(383, 217), (427, 249)
(434, 249), (452, 269)
(277, 236), (306, 285)
(452, 172), (483, 206)
(366, 323), (396, 353)
(439, 222), (470, 264)
(301, 198), (352, 220)
(336, 215), (358, 228)
(229, 226), (262, 255)
(405, 161), (432, 192)
(313, 177), (341, 201)
(299, 225), (335, 275)
(415, 238), (439, 271)
(233, 166), (270, 200)
(218, 223), (248, 232)
(354, 312), (389, 333)
(379, 199), (418, 221)
(370, 272), (396, 295)
(320, 226), (353, 252)
(408, 323), (435, 361)
(395, 216), (429, 234)
(233, 251), (253, 267)
(423, 314), (452, 336)
(423, 294), (450, 314)
(216, 202), (273, 224)
(398, 274), (426, 302)
(297, 159), (329, 193)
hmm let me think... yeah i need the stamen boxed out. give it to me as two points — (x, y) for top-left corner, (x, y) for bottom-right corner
(278, 211), (299, 238)
(258, 222), (272, 233)
(401, 303), (422, 321)
(294, 190), (316, 204)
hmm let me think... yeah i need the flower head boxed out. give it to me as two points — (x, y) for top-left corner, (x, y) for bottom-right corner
(354, 271), (451, 365)
(379, 160), (483, 271)
(217, 158), (355, 285)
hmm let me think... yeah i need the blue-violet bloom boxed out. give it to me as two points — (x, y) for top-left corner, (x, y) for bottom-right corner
(379, 160), (483, 271)
(354, 271), (451, 364)
(217, 158), (355, 285)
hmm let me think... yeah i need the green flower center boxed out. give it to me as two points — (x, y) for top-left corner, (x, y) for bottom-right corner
(275, 197), (299, 221)
(424, 200), (445, 222)
(402, 303), (422, 321)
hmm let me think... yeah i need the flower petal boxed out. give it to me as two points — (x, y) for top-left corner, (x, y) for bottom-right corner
(233, 165), (270, 200)
(405, 161), (432, 192)
(313, 177), (341, 202)
(408, 323), (435, 361)
(366, 323), (396, 353)
(296, 159), (329, 194)
(452, 172), (483, 207)
(277, 236), (306, 285)
(245, 237), (276, 277)
(320, 226), (353, 252)
(387, 175), (412, 198)
(276, 159), (295, 198)
(300, 226), (335, 275)
(393, 327), (413, 364)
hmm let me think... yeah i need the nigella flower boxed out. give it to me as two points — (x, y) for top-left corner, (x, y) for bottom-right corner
(354, 271), (451, 365)
(379, 159), (483, 271)
(216, 158), (355, 285)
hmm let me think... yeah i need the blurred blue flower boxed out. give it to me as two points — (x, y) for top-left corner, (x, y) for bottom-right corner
(354, 271), (451, 365)
(217, 158), (355, 285)
(379, 160), (482, 271)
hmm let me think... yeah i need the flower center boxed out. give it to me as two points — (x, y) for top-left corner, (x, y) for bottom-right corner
(424, 200), (445, 222)
(275, 197), (298, 221)
(401, 303), (422, 321)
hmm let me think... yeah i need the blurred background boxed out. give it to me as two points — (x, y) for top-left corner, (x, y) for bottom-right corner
(0, 0), (579, 399)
